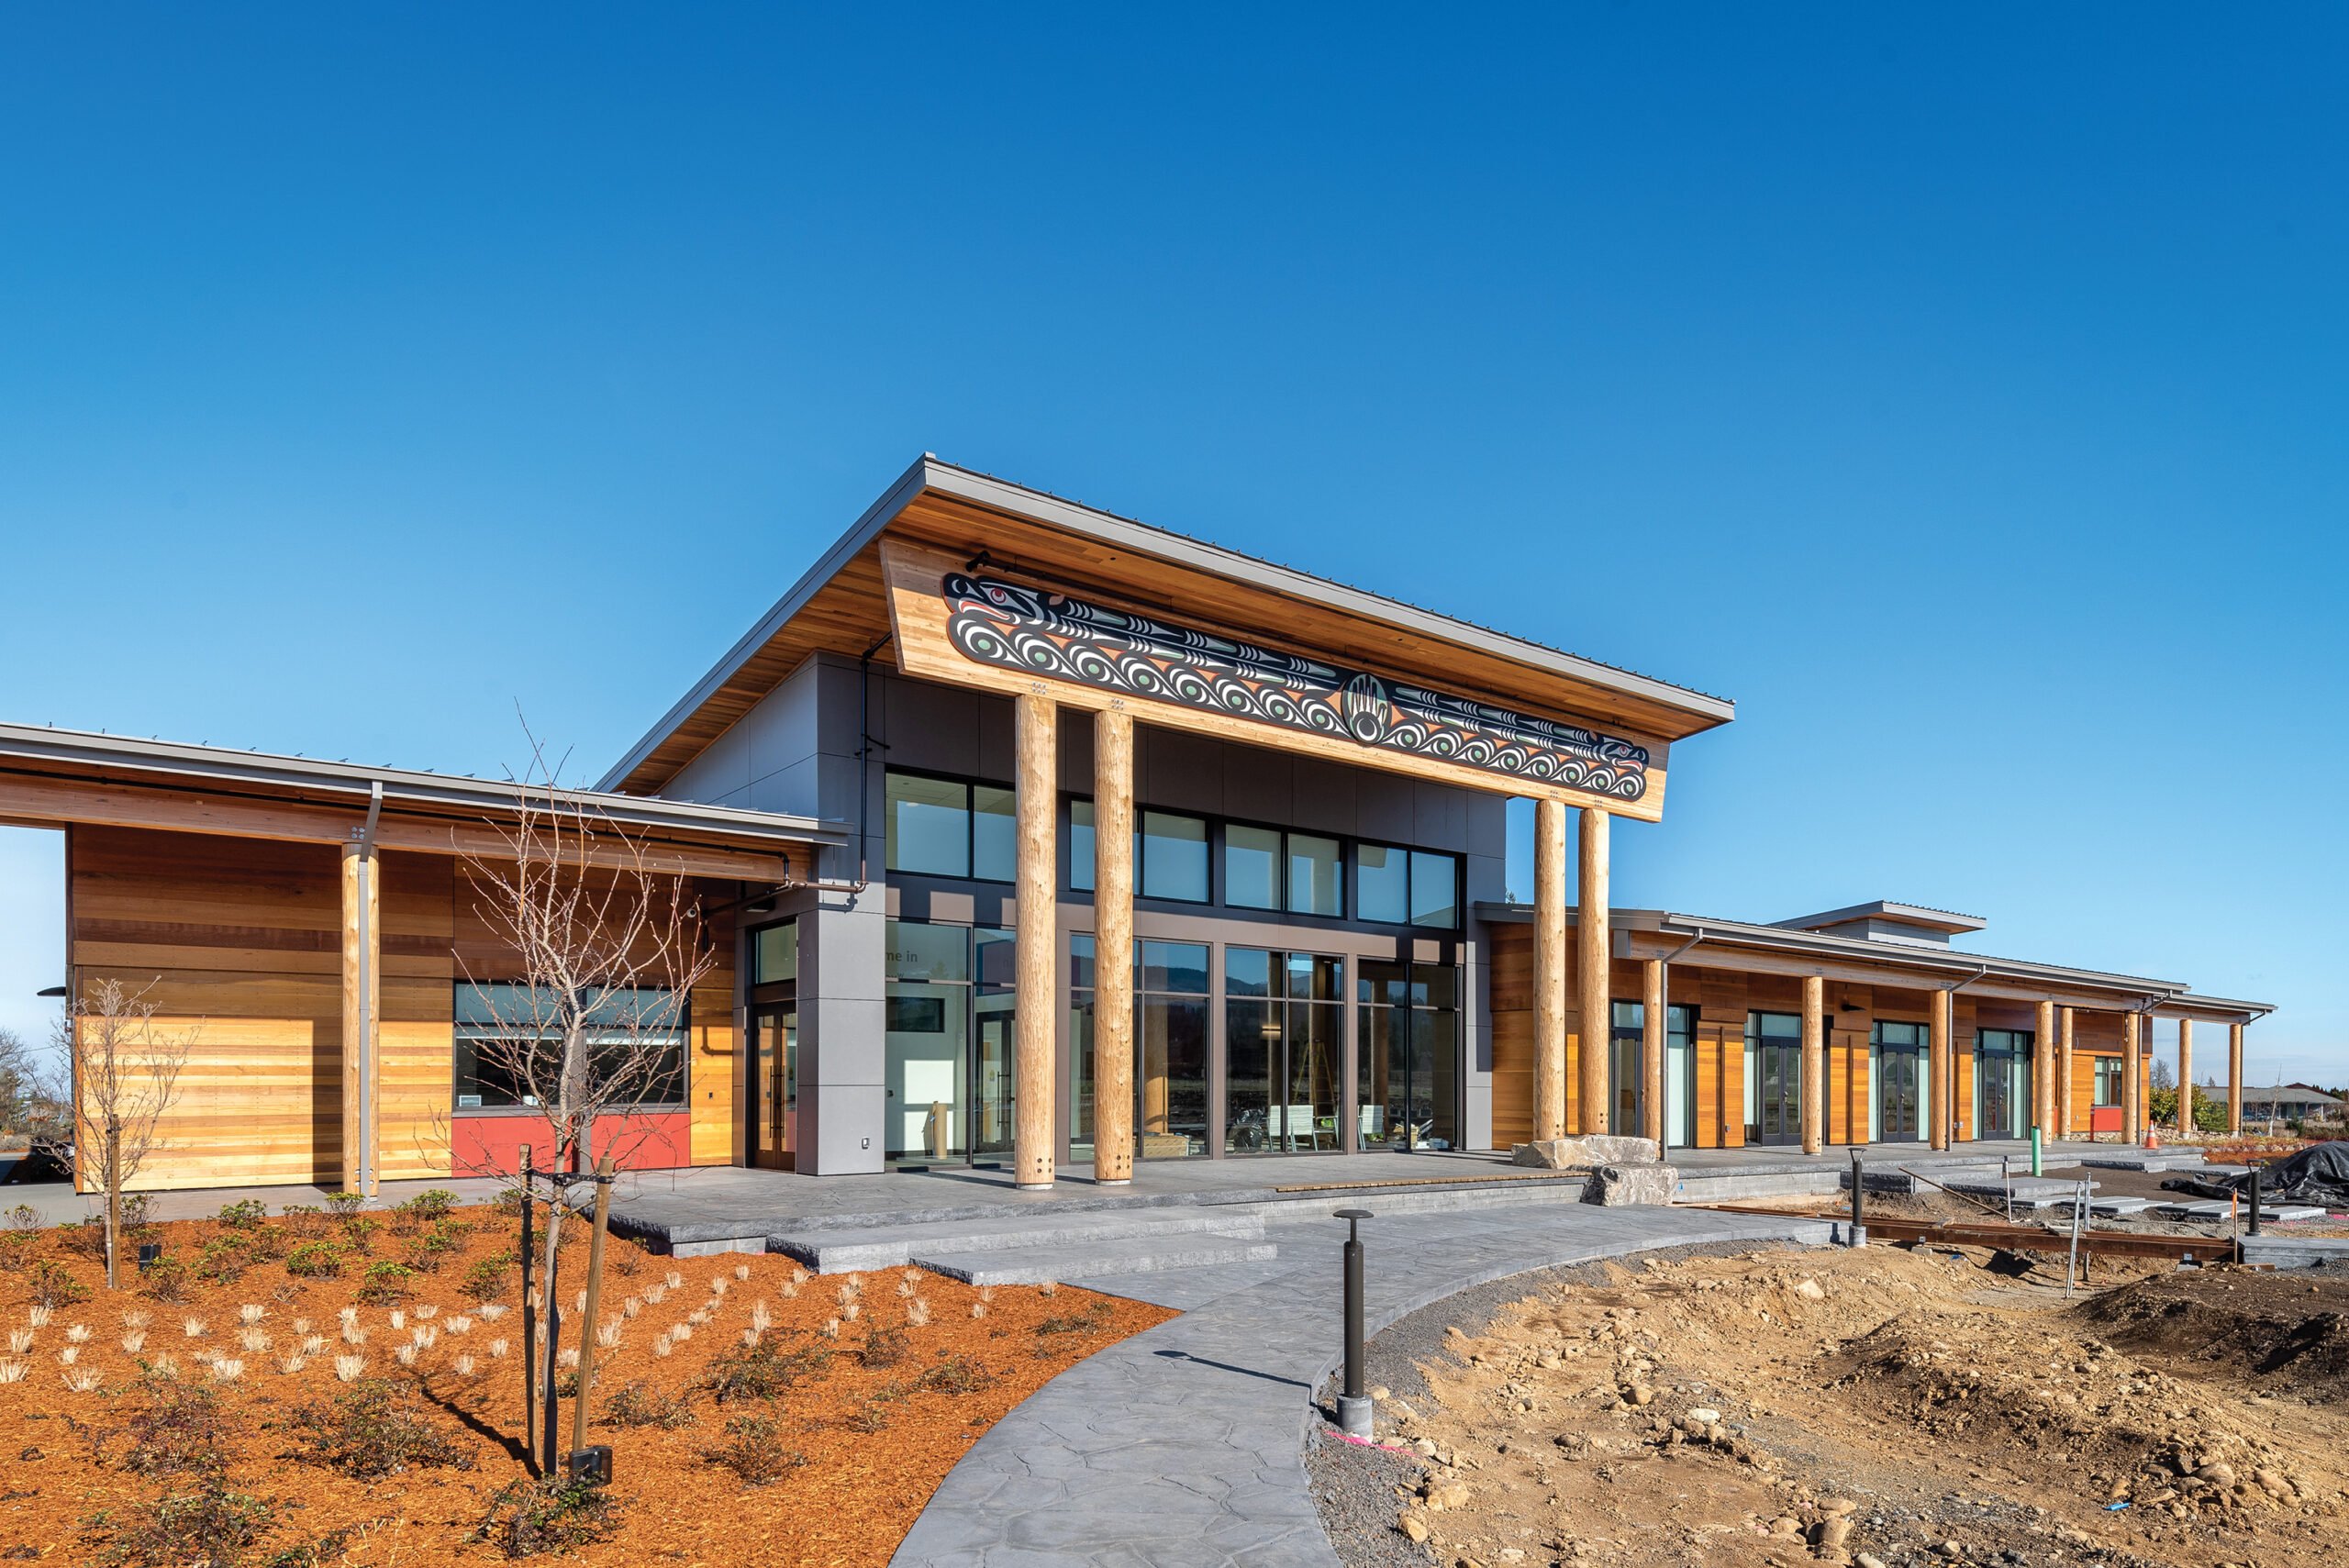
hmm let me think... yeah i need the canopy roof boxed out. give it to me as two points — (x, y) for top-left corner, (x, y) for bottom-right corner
(600, 457), (1737, 796)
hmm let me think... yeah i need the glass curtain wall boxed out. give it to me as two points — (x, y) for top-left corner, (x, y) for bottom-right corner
(1357, 961), (1459, 1151)
(1068, 935), (1211, 1162)
(1609, 1002), (1697, 1143)
(1224, 949), (1343, 1152)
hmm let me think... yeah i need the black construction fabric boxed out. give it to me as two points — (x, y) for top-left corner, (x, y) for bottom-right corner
(2231, 1140), (2349, 1206)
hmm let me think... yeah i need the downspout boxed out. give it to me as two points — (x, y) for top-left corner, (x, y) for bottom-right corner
(356, 782), (382, 1196)
(856, 636), (889, 889)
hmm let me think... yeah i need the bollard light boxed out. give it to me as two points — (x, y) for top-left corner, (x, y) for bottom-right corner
(1334, 1207), (1373, 1439)
(1847, 1150), (1865, 1248)
(2248, 1165), (2263, 1239)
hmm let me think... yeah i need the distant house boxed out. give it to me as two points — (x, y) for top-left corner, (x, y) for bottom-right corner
(2210, 1084), (2343, 1123)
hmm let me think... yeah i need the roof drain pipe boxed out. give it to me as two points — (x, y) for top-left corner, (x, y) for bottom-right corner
(356, 782), (382, 1199)
(1657, 927), (1706, 1020)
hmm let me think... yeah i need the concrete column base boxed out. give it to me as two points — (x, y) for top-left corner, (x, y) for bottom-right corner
(1336, 1395), (1374, 1440)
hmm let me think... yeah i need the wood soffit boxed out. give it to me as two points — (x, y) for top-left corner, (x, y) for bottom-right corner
(613, 478), (1734, 795)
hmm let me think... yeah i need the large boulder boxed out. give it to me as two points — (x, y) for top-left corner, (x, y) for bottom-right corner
(1583, 1162), (1679, 1206)
(1511, 1135), (1662, 1169)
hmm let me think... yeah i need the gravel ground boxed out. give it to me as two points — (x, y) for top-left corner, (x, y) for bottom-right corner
(1305, 1240), (1776, 1568)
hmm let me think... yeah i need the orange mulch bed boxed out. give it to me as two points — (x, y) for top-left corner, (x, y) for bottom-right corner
(0, 1197), (1174, 1565)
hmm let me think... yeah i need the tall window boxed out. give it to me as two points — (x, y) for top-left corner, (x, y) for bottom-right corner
(884, 770), (1015, 881)
(453, 983), (686, 1110)
(883, 919), (1015, 1164)
(1357, 961), (1458, 1150)
(1744, 1011), (1801, 1143)
(1976, 1029), (2032, 1137)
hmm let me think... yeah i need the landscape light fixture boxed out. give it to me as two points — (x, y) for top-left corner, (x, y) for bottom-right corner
(1334, 1207), (1374, 1438)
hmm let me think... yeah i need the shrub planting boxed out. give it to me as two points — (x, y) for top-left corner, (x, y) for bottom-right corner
(28, 1261), (89, 1309)
(283, 1378), (471, 1480)
(283, 1242), (345, 1280)
(115, 1373), (232, 1482)
(600, 1379), (696, 1429)
(703, 1413), (807, 1487)
(83, 1485), (275, 1568)
(698, 1332), (834, 1404)
(474, 1477), (622, 1560)
(354, 1262), (415, 1306)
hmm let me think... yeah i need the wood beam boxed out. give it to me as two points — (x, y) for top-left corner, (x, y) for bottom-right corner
(2059, 1007), (2076, 1140)
(339, 843), (379, 1196)
(1533, 799), (1568, 1142)
(1929, 987), (1953, 1151)
(1013, 695), (1058, 1190)
(1092, 708), (1135, 1183)
(2228, 1022), (2244, 1134)
(1613, 931), (2154, 1015)
(1641, 958), (1665, 1147)
(2036, 1000), (2057, 1142)
(1800, 973), (1824, 1155)
(2176, 1018), (2194, 1140)
(1576, 808), (1610, 1136)
(2122, 1011), (2143, 1146)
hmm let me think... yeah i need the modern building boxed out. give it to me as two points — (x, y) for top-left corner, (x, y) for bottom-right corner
(8, 458), (2275, 1191)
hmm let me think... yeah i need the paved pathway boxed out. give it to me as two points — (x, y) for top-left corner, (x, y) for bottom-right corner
(891, 1203), (1834, 1567)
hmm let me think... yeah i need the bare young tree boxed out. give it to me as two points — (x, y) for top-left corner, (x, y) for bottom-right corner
(56, 978), (197, 1289)
(457, 731), (720, 1472)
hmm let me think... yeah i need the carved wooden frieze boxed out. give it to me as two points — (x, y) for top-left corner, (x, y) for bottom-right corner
(941, 570), (1650, 801)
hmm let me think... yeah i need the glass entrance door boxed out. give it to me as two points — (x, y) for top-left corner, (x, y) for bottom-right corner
(1357, 960), (1459, 1151)
(1609, 1002), (1643, 1136)
(1224, 949), (1342, 1153)
(1872, 1020), (1925, 1142)
(1746, 1011), (1802, 1145)
(1976, 1030), (2030, 1140)
(750, 1006), (797, 1170)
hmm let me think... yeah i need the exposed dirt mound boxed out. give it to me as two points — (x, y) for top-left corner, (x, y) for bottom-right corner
(2071, 1267), (2349, 1398)
(1318, 1244), (2347, 1568)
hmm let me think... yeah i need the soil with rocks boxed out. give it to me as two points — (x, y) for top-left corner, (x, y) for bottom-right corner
(1309, 1240), (2347, 1568)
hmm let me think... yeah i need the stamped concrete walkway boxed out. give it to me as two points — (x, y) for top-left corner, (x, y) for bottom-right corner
(891, 1202), (1834, 1567)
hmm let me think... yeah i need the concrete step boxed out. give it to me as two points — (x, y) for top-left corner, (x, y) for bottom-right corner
(2077, 1151), (2217, 1173)
(2153, 1201), (2329, 1224)
(2243, 1234), (2349, 1270)
(770, 1207), (1265, 1273)
(912, 1234), (1279, 1286)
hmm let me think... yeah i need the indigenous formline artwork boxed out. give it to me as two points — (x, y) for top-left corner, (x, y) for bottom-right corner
(942, 571), (1650, 799)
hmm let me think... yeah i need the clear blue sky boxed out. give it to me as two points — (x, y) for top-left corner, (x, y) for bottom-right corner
(1, 7), (2342, 1085)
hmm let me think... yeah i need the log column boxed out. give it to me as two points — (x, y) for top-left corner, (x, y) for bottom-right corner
(1013, 694), (1058, 1190)
(1532, 799), (1568, 1142)
(1092, 708), (1135, 1183)
(1576, 806), (1610, 1136)
(2121, 1010), (2143, 1146)
(2176, 1018), (2194, 1140)
(1641, 958), (1665, 1147)
(2058, 1007), (2076, 1140)
(1928, 986), (1954, 1151)
(2228, 1021), (2244, 1134)
(339, 842), (380, 1196)
(1799, 974), (1824, 1155)
(2035, 1000), (2058, 1142)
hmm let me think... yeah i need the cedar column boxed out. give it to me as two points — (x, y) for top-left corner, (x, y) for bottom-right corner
(1532, 798), (1569, 1142)
(2058, 1007), (2076, 1140)
(1013, 694), (1058, 1190)
(1092, 709), (1135, 1183)
(339, 842), (380, 1196)
(2228, 1021), (2244, 1134)
(1928, 986), (1953, 1151)
(1799, 974), (1824, 1155)
(2121, 1010), (2143, 1146)
(2176, 1018), (2194, 1140)
(1641, 957), (1665, 1147)
(1575, 806), (1610, 1136)
(2035, 999), (2058, 1141)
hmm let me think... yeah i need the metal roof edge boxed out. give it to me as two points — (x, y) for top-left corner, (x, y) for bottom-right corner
(0, 723), (847, 847)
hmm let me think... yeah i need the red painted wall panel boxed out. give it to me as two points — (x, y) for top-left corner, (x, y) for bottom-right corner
(451, 1112), (694, 1178)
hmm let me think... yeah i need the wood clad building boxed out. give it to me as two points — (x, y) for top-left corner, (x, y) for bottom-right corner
(6, 457), (2275, 1191)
